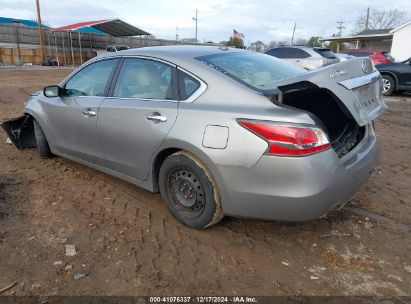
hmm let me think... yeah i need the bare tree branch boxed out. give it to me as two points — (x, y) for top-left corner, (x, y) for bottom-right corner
(353, 8), (407, 33)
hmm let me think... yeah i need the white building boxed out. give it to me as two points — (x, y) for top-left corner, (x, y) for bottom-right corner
(321, 20), (411, 62)
(390, 20), (411, 62)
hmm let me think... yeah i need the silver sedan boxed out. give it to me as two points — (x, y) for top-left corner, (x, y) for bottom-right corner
(2, 46), (386, 228)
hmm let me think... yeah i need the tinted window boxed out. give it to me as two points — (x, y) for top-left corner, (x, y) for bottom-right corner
(314, 48), (336, 59)
(113, 58), (173, 100)
(289, 48), (311, 58)
(196, 52), (305, 93)
(65, 59), (118, 96)
(178, 71), (200, 100)
(266, 48), (288, 58)
(267, 48), (310, 59)
(349, 51), (374, 57)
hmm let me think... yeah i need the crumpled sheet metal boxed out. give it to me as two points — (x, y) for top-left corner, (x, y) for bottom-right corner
(1, 114), (36, 150)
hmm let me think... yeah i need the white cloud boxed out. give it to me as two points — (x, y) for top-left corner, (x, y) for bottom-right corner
(1, 0), (410, 43)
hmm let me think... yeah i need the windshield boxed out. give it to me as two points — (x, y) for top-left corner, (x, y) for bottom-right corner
(195, 52), (305, 93)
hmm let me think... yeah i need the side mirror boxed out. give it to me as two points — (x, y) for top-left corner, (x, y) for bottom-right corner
(43, 85), (61, 98)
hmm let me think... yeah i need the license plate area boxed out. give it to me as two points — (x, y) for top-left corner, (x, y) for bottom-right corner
(358, 81), (381, 112)
(354, 79), (385, 125)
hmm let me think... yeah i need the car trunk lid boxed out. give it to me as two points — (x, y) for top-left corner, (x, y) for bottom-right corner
(273, 58), (386, 127)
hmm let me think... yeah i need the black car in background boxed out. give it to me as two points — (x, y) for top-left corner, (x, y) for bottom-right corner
(376, 58), (411, 96)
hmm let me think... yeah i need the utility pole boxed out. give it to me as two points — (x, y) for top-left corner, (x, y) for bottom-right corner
(336, 20), (345, 37)
(192, 9), (198, 42)
(291, 23), (296, 45)
(176, 27), (179, 41)
(35, 0), (45, 63)
(365, 6), (370, 30)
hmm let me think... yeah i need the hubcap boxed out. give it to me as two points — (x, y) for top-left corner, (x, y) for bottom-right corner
(167, 168), (205, 218)
(382, 78), (391, 93)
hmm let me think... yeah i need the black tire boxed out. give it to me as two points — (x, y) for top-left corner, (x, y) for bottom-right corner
(159, 151), (223, 229)
(382, 74), (395, 96)
(33, 119), (52, 158)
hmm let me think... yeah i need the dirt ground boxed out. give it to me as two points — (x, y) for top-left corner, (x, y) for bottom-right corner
(0, 68), (410, 296)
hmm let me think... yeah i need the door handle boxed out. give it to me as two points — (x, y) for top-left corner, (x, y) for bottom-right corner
(82, 109), (96, 118)
(146, 114), (167, 122)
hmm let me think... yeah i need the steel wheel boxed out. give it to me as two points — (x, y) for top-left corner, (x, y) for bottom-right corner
(167, 168), (206, 219)
(159, 151), (224, 228)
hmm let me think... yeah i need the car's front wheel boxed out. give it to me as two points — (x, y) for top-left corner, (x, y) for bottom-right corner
(159, 151), (223, 229)
(382, 74), (395, 96)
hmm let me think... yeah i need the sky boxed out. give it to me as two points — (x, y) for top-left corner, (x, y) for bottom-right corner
(1, 0), (410, 44)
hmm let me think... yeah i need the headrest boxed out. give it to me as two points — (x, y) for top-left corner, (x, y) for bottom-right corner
(131, 63), (161, 87)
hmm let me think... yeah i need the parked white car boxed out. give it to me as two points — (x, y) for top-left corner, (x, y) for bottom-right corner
(266, 46), (340, 70)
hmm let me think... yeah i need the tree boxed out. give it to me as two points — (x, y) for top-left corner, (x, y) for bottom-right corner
(307, 36), (322, 47)
(354, 8), (407, 33)
(248, 41), (266, 52)
(266, 40), (278, 50)
(225, 37), (244, 48)
(294, 38), (308, 45)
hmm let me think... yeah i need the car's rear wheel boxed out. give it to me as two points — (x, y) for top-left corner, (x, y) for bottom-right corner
(382, 74), (395, 96)
(159, 151), (223, 229)
(33, 119), (52, 158)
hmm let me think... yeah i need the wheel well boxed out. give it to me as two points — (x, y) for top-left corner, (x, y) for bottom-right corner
(153, 148), (181, 190)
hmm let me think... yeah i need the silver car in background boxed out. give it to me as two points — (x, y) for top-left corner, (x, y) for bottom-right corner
(266, 46), (340, 70)
(2, 46), (385, 229)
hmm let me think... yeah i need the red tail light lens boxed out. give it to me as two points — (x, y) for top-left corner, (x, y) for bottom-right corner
(238, 120), (331, 156)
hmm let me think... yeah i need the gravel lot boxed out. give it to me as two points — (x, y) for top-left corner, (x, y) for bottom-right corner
(0, 68), (410, 296)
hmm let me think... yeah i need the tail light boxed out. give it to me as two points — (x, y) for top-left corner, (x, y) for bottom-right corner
(238, 120), (331, 156)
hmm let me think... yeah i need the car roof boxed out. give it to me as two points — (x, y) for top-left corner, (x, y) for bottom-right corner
(99, 45), (246, 61)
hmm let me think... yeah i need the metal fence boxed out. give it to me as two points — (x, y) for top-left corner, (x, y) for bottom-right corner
(0, 23), (207, 66)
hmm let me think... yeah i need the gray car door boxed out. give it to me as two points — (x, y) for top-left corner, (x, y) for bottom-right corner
(98, 57), (179, 180)
(44, 58), (119, 164)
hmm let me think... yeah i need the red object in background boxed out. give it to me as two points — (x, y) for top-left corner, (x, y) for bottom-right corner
(342, 49), (394, 64)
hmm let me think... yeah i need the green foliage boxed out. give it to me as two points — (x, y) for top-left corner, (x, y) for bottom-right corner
(307, 36), (322, 47)
(225, 37), (244, 48)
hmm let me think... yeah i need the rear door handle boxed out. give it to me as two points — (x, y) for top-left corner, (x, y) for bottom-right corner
(82, 109), (96, 118)
(146, 113), (167, 122)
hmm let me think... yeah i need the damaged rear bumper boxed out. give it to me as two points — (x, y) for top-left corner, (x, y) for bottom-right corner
(1, 114), (36, 150)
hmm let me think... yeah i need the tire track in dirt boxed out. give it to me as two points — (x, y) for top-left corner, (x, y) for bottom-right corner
(1, 69), (411, 296)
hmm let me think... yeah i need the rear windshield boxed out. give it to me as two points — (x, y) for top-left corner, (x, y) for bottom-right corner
(195, 52), (305, 93)
(348, 51), (374, 57)
(314, 48), (337, 59)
